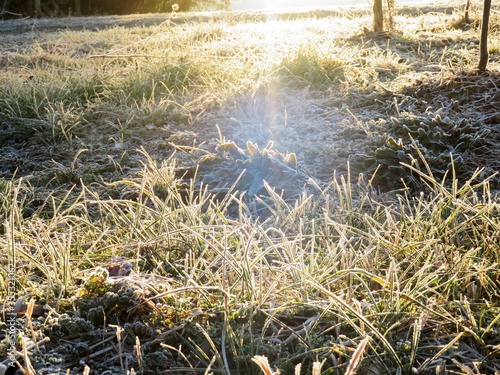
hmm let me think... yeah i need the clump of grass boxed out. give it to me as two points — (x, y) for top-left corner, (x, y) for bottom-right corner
(2, 148), (499, 373)
(279, 46), (345, 90)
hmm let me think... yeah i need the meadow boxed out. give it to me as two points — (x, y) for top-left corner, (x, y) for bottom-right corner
(0, 1), (499, 374)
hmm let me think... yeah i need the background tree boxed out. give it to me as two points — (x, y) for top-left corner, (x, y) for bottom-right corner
(1, 0), (228, 17)
(478, 0), (492, 71)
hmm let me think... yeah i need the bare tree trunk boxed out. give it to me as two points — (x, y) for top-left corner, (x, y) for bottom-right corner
(478, 0), (492, 71)
(74, 0), (81, 15)
(23, 0), (33, 16)
(373, 0), (383, 32)
(34, 0), (41, 16)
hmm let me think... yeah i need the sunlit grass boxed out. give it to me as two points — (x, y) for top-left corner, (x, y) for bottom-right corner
(0, 3), (499, 373)
(0, 9), (486, 149)
(2, 151), (499, 373)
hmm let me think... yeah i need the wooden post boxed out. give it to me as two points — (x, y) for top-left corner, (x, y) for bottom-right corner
(478, 0), (492, 71)
(373, 0), (383, 33)
(464, 0), (471, 22)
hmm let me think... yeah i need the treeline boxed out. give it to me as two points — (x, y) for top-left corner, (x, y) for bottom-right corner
(1, 0), (230, 18)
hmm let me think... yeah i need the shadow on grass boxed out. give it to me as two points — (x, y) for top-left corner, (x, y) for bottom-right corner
(349, 68), (500, 192)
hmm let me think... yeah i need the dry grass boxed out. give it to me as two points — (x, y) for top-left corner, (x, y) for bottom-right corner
(1, 1), (500, 374)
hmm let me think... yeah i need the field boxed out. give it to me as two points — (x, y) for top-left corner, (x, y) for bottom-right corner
(1, 1), (500, 374)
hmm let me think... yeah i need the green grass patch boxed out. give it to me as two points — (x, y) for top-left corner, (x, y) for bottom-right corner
(0, 2), (500, 374)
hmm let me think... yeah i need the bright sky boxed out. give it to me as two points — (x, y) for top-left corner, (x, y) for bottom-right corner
(231, 0), (435, 11)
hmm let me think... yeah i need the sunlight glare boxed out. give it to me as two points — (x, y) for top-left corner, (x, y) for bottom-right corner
(232, 0), (441, 11)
